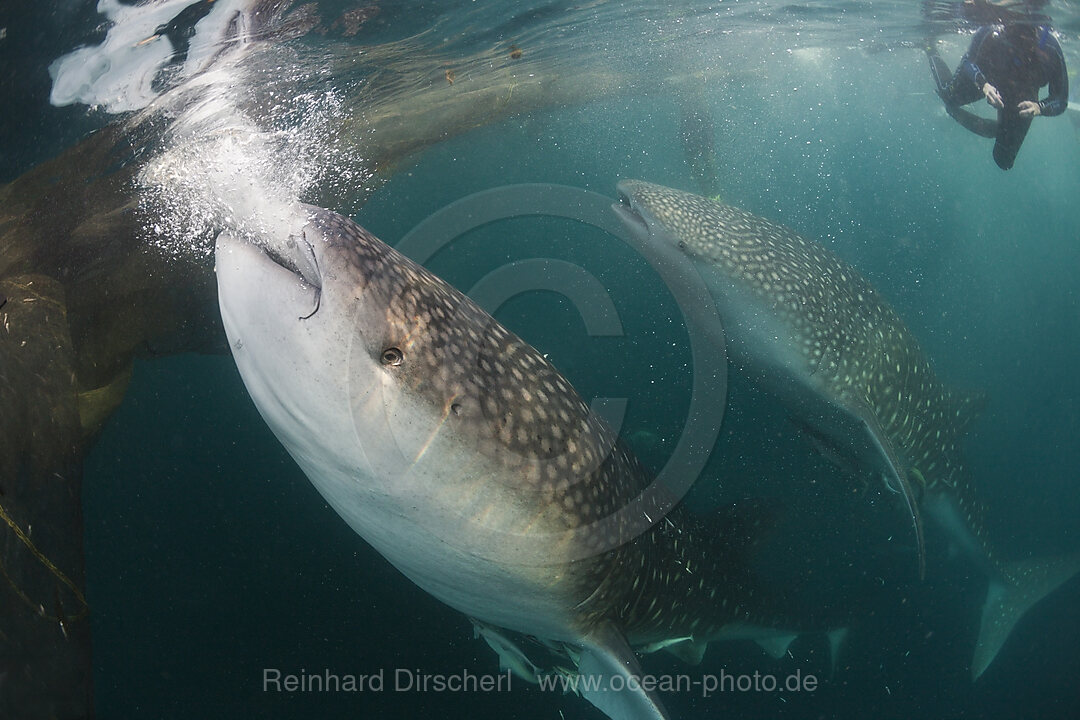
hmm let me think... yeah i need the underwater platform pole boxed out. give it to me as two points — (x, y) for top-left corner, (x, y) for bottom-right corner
(0, 124), (220, 719)
(0, 274), (92, 719)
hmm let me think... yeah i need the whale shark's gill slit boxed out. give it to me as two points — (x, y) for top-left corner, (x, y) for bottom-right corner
(612, 192), (648, 235)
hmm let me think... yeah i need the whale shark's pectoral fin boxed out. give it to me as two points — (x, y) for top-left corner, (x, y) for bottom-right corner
(471, 619), (543, 684)
(578, 623), (669, 720)
(850, 397), (926, 580)
(973, 549), (1080, 679)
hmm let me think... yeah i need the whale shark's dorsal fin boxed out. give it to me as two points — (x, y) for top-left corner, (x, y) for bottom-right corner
(640, 636), (709, 665)
(755, 634), (798, 660)
(578, 623), (669, 720)
(664, 638), (708, 666)
(827, 627), (850, 678)
(948, 387), (988, 438)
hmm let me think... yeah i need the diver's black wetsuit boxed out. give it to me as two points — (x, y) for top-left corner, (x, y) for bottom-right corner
(929, 23), (1068, 169)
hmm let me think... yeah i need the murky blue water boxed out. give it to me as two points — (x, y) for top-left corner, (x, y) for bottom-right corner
(4, 1), (1080, 718)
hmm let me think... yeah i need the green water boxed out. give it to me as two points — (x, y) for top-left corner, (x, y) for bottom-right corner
(4, 0), (1078, 717)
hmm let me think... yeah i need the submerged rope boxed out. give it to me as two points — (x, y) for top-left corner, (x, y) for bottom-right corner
(0, 499), (89, 628)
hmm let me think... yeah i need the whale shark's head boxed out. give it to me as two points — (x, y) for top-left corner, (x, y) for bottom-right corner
(614, 179), (810, 294)
(214, 204), (633, 636)
(215, 206), (427, 490)
(613, 179), (822, 375)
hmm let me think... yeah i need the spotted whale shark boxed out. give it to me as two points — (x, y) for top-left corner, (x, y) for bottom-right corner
(614, 179), (929, 577)
(612, 179), (1080, 679)
(215, 204), (841, 720)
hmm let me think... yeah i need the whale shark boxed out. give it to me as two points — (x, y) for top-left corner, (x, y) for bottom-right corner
(612, 179), (1080, 679)
(215, 204), (845, 720)
(613, 180), (929, 578)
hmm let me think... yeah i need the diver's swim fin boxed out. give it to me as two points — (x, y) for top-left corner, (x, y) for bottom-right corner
(926, 50), (953, 95)
(947, 105), (999, 139)
(926, 48), (999, 140)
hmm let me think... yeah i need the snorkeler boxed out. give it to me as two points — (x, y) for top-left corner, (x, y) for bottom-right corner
(927, 22), (1068, 170)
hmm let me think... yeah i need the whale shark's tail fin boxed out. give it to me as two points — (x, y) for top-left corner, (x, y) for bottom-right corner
(973, 549), (1080, 679)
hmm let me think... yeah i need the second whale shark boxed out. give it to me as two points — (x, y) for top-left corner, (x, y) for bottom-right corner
(613, 179), (1080, 679)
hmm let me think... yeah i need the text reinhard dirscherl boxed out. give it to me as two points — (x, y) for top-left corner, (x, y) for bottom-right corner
(262, 668), (818, 698)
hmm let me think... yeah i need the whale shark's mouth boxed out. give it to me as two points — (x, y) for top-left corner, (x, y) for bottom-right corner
(268, 231), (322, 292)
(214, 213), (325, 321)
(219, 206), (325, 292)
(254, 240), (303, 283)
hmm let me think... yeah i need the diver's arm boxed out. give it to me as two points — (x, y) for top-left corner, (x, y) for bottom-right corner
(1037, 33), (1068, 117)
(956, 58), (1002, 107)
(1018, 33), (1069, 118)
(956, 53), (987, 93)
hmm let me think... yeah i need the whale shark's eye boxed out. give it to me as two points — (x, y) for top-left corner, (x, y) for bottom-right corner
(381, 347), (404, 366)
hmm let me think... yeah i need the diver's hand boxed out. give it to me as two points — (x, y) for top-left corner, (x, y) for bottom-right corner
(1018, 100), (1041, 118)
(982, 82), (1004, 109)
